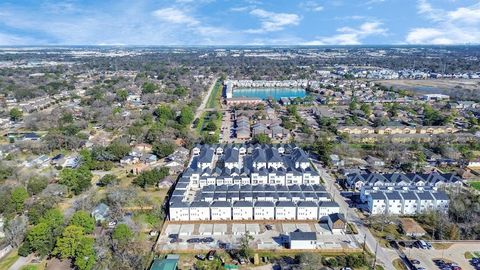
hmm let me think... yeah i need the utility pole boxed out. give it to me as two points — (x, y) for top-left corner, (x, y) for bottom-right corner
(372, 242), (378, 269)
(362, 233), (367, 254)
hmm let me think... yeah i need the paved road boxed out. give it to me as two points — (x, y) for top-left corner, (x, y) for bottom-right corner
(8, 254), (31, 270)
(311, 160), (397, 270)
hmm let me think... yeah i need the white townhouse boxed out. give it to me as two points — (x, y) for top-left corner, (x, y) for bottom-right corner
(292, 148), (310, 170)
(367, 192), (387, 215)
(416, 191), (436, 213)
(399, 191), (418, 215)
(232, 201), (253, 220)
(275, 201), (297, 220)
(254, 201), (275, 220)
(169, 202), (190, 221)
(431, 192), (450, 213)
(297, 201), (319, 220)
(210, 201), (232, 220)
(189, 201), (210, 221)
(385, 191), (403, 215)
(318, 201), (340, 218)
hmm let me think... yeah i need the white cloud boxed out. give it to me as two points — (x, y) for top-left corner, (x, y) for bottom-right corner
(152, 7), (199, 26)
(300, 1), (324, 12)
(0, 32), (42, 45)
(246, 9), (300, 33)
(406, 0), (480, 44)
(305, 21), (387, 45)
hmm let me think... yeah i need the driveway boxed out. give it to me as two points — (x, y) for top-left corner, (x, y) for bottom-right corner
(311, 160), (397, 270)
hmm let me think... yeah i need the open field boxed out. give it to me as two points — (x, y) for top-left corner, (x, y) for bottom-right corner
(376, 79), (480, 99)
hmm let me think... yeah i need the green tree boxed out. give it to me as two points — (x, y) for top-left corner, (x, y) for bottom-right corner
(202, 134), (219, 144)
(74, 237), (96, 270)
(360, 103), (371, 116)
(9, 107), (23, 122)
(204, 122), (217, 132)
(105, 141), (132, 161)
(252, 134), (272, 144)
(239, 231), (254, 259)
(174, 86), (188, 97)
(70, 211), (95, 234)
(97, 174), (118, 187)
(11, 187), (28, 213)
(112, 224), (133, 245)
(154, 105), (175, 122)
(59, 167), (93, 195)
(27, 176), (49, 196)
(54, 225), (85, 259)
(116, 89), (128, 101)
(312, 136), (334, 165)
(178, 106), (194, 126)
(27, 222), (56, 257)
(142, 82), (158, 94)
(152, 141), (175, 159)
(349, 99), (358, 111)
(132, 167), (169, 188)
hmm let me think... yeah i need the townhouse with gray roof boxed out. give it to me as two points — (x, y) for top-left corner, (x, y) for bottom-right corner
(168, 144), (340, 221)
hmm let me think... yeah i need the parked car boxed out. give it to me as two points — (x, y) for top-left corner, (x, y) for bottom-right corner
(411, 259), (420, 264)
(207, 250), (216, 261)
(187, 238), (201, 243)
(202, 237), (214, 243)
(195, 254), (205, 260)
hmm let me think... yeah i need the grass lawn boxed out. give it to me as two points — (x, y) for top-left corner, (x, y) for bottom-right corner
(469, 181), (480, 191)
(206, 81), (222, 109)
(392, 258), (407, 270)
(432, 243), (453, 250)
(0, 250), (19, 270)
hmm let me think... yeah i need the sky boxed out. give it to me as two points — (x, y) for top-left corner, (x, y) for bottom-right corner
(0, 0), (479, 46)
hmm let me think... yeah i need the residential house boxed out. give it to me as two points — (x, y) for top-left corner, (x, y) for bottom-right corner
(289, 231), (317, 249)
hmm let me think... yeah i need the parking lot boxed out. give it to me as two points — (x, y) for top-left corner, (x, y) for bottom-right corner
(404, 242), (480, 270)
(156, 221), (360, 252)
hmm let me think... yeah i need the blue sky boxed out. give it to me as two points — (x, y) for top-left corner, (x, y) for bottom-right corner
(0, 0), (479, 45)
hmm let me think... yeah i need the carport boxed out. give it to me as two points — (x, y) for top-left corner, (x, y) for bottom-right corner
(296, 223), (311, 232)
(165, 224), (181, 236)
(232, 224), (246, 235)
(246, 224), (260, 235)
(179, 224), (194, 236)
(282, 223), (297, 234)
(213, 224), (227, 235)
(199, 224), (213, 235)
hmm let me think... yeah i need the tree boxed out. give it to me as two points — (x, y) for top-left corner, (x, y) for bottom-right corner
(98, 174), (119, 187)
(142, 82), (158, 94)
(9, 107), (23, 122)
(70, 211), (95, 234)
(297, 253), (323, 270)
(112, 224), (133, 245)
(202, 134), (219, 144)
(116, 89), (128, 102)
(27, 222), (56, 256)
(11, 187), (29, 213)
(349, 99), (358, 111)
(360, 103), (371, 116)
(239, 231), (254, 259)
(74, 237), (96, 270)
(312, 136), (334, 165)
(178, 106), (194, 126)
(132, 167), (169, 188)
(4, 215), (28, 248)
(105, 141), (132, 161)
(54, 225), (85, 259)
(152, 141), (175, 158)
(27, 176), (49, 196)
(204, 122), (217, 132)
(59, 167), (93, 195)
(173, 86), (188, 97)
(252, 134), (272, 144)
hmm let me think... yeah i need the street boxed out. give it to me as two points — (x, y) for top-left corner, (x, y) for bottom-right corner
(311, 160), (397, 270)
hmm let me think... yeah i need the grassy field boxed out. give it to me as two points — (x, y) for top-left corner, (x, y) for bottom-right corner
(469, 181), (480, 191)
(0, 250), (19, 270)
(206, 81), (222, 109)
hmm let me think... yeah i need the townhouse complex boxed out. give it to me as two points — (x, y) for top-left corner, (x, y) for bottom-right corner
(168, 144), (340, 221)
(346, 172), (461, 215)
